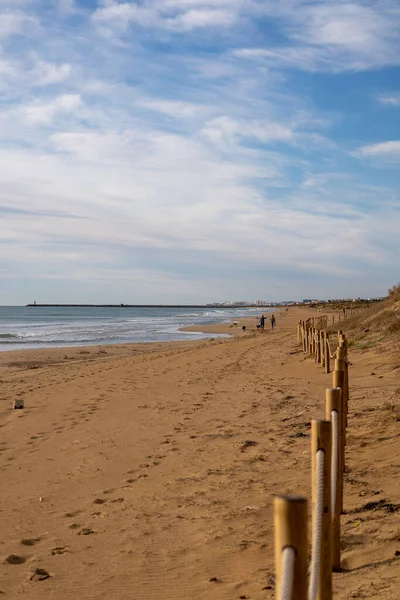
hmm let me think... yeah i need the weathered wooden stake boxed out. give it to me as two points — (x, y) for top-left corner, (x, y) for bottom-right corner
(333, 360), (346, 513)
(274, 495), (308, 600)
(311, 420), (332, 600)
(325, 388), (342, 572)
(325, 332), (330, 374)
(316, 330), (321, 364)
(339, 341), (349, 430)
(320, 331), (325, 368)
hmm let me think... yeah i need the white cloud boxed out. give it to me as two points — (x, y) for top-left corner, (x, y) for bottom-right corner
(22, 94), (82, 125)
(93, 0), (240, 32)
(136, 98), (211, 119)
(58, 0), (77, 13)
(0, 57), (72, 92)
(288, 3), (392, 51)
(0, 58), (17, 78)
(1, 122), (397, 275)
(32, 61), (72, 86)
(93, 2), (159, 29)
(234, 1), (400, 72)
(201, 116), (294, 149)
(378, 93), (400, 106)
(358, 140), (400, 161)
(0, 10), (38, 39)
(172, 9), (235, 30)
(91, 1), (400, 72)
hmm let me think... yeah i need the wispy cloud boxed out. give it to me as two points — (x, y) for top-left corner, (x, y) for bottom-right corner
(0, 0), (399, 302)
(358, 140), (400, 162)
(93, 1), (240, 32)
(234, 1), (400, 72)
(22, 94), (82, 125)
(0, 9), (38, 40)
(0, 205), (86, 219)
(378, 93), (400, 107)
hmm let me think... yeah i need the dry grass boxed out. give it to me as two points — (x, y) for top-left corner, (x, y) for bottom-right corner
(382, 399), (400, 422)
(388, 283), (400, 301)
(325, 283), (400, 354)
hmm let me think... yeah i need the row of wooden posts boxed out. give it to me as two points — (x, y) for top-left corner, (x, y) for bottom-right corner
(275, 321), (350, 600)
(305, 308), (358, 328)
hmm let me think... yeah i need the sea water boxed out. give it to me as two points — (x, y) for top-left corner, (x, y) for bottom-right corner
(0, 306), (269, 351)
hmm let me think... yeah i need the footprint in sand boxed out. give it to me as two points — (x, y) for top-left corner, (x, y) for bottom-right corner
(20, 538), (41, 547)
(51, 547), (69, 555)
(4, 555), (26, 565)
(64, 510), (81, 518)
(77, 527), (95, 536)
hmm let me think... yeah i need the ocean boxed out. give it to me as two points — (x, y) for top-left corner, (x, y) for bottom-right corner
(0, 306), (269, 351)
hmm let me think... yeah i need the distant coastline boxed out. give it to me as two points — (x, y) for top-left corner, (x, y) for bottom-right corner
(25, 304), (275, 308)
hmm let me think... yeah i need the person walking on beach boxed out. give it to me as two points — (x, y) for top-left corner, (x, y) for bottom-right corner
(270, 314), (276, 329)
(259, 314), (265, 331)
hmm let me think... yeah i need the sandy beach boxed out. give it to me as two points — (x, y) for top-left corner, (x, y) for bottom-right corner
(0, 308), (399, 599)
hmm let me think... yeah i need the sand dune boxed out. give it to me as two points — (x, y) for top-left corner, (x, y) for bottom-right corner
(0, 308), (398, 599)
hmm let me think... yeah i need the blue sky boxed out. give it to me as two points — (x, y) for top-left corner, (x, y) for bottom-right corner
(0, 0), (399, 304)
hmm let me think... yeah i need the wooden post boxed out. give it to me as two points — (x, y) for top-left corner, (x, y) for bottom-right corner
(325, 332), (330, 374)
(316, 330), (321, 364)
(325, 388), (342, 572)
(338, 341), (349, 429)
(311, 420), (332, 600)
(333, 360), (346, 514)
(274, 495), (308, 600)
(320, 331), (325, 368)
(302, 322), (307, 353)
(314, 328), (317, 362)
(337, 330), (343, 344)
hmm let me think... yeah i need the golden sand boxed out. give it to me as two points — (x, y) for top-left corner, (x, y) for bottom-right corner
(0, 308), (398, 599)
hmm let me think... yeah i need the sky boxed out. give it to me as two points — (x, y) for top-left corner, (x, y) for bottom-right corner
(0, 0), (399, 304)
